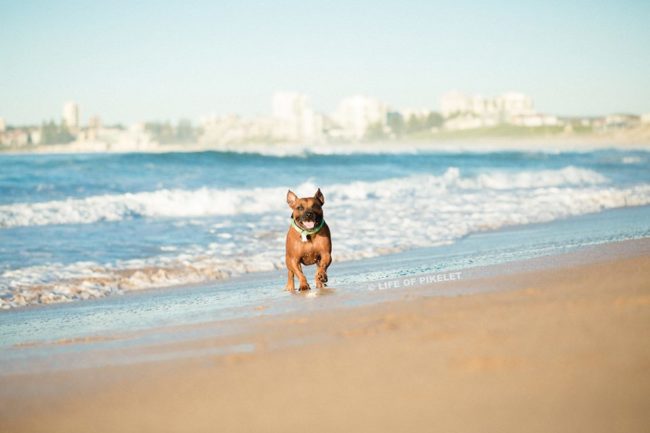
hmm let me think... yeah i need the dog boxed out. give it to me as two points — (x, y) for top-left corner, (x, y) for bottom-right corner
(285, 188), (332, 291)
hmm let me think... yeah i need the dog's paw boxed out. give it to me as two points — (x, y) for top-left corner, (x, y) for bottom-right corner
(285, 285), (295, 291)
(298, 283), (311, 291)
(316, 271), (328, 283)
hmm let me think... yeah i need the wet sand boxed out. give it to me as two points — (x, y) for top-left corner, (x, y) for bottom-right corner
(1, 240), (649, 433)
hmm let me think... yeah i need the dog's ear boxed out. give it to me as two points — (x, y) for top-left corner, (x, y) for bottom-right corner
(287, 190), (298, 208)
(314, 188), (324, 205)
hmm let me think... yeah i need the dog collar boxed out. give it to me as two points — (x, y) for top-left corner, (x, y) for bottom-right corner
(291, 218), (325, 242)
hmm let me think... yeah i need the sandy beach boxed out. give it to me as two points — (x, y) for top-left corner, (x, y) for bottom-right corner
(3, 2), (650, 432)
(1, 239), (649, 433)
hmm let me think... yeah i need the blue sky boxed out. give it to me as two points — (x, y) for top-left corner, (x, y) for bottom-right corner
(1, 0), (649, 125)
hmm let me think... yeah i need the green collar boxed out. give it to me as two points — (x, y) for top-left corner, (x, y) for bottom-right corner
(291, 218), (325, 239)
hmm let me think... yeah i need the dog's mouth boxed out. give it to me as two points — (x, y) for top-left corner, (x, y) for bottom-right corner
(297, 215), (321, 230)
(301, 220), (316, 230)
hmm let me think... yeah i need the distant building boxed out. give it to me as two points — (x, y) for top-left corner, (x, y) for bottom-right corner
(88, 116), (102, 130)
(200, 114), (277, 145)
(1, 129), (30, 147)
(444, 113), (498, 131)
(130, 122), (146, 133)
(439, 91), (471, 118)
(509, 114), (559, 127)
(640, 113), (650, 124)
(604, 114), (640, 130)
(441, 93), (495, 118)
(440, 91), (534, 119)
(1, 125), (42, 147)
(335, 95), (387, 139)
(398, 108), (432, 122)
(62, 101), (80, 130)
(273, 92), (308, 121)
(497, 92), (535, 117)
(300, 109), (324, 143)
(440, 91), (540, 130)
(84, 116), (102, 141)
(29, 128), (42, 145)
(272, 92), (322, 143)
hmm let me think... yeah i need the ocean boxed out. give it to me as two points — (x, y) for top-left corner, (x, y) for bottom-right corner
(1, 146), (650, 312)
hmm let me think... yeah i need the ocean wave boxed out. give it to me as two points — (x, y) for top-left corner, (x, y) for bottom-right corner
(622, 156), (643, 164)
(154, 143), (650, 157)
(3, 163), (650, 307)
(0, 166), (610, 228)
(3, 179), (650, 309)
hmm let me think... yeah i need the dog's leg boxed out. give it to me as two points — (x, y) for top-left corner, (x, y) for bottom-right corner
(287, 257), (310, 291)
(285, 268), (295, 291)
(315, 253), (332, 289)
(285, 253), (296, 290)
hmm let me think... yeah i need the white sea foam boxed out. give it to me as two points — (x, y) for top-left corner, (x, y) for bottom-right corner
(622, 156), (643, 164)
(2, 166), (650, 308)
(0, 166), (610, 228)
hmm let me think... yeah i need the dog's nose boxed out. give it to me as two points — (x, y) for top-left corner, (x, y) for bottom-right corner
(304, 211), (315, 219)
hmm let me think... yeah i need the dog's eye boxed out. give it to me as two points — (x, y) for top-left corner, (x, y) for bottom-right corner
(297, 205), (304, 211)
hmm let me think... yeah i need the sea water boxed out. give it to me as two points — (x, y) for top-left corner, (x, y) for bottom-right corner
(1, 146), (649, 309)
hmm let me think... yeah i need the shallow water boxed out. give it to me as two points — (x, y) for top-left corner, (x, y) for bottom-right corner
(1, 204), (648, 375)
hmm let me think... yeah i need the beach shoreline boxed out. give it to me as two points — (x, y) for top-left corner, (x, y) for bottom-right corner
(2, 147), (649, 311)
(1, 238), (649, 432)
(1, 132), (650, 155)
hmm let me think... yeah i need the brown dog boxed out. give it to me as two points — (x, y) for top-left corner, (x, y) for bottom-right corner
(285, 188), (332, 291)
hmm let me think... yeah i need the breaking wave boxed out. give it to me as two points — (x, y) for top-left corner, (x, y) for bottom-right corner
(2, 165), (650, 308)
(0, 166), (611, 228)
